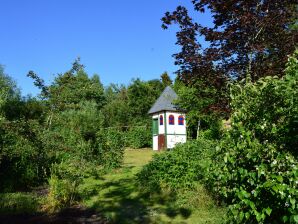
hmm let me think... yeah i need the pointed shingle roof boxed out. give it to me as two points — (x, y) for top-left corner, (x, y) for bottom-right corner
(148, 86), (182, 114)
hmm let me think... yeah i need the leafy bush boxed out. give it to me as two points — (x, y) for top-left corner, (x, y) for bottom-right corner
(44, 160), (87, 212)
(46, 175), (79, 212)
(125, 126), (151, 148)
(137, 138), (216, 191)
(96, 129), (125, 169)
(41, 101), (104, 161)
(0, 120), (49, 192)
(208, 51), (298, 223)
(213, 135), (297, 223)
(174, 82), (227, 139)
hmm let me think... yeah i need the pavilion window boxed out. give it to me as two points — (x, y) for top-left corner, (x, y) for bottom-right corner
(169, 115), (174, 125)
(160, 115), (163, 125)
(178, 115), (184, 125)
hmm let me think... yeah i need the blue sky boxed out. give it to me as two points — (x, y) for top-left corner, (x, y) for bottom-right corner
(0, 0), (212, 96)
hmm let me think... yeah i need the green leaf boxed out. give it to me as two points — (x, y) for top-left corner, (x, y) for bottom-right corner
(239, 211), (244, 221)
(293, 215), (298, 223)
(265, 207), (272, 216)
(256, 212), (262, 222)
(282, 215), (288, 223)
(290, 198), (296, 209)
(241, 190), (250, 198)
(276, 175), (283, 182)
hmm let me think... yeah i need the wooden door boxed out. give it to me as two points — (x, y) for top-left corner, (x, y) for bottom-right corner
(152, 119), (158, 135)
(158, 134), (165, 150)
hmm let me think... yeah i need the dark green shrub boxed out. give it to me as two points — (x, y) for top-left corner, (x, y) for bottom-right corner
(125, 126), (151, 148)
(0, 120), (49, 191)
(137, 138), (216, 191)
(208, 51), (298, 223)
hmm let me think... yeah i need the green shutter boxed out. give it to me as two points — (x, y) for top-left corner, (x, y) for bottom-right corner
(152, 119), (158, 135)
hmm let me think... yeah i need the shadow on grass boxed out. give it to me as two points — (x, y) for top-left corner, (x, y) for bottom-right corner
(0, 192), (41, 215)
(0, 206), (108, 224)
(90, 176), (191, 224)
(0, 192), (107, 224)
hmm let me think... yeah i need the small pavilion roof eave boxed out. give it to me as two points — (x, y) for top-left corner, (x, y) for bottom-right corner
(148, 108), (187, 116)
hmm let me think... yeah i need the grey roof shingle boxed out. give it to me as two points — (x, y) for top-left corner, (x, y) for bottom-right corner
(148, 86), (182, 114)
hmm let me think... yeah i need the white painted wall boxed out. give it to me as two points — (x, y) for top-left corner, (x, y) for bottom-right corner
(167, 135), (187, 149)
(165, 112), (186, 148)
(151, 111), (187, 150)
(153, 136), (158, 150)
(158, 112), (165, 134)
(165, 112), (186, 135)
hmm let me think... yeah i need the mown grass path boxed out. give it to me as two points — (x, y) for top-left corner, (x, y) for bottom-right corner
(83, 149), (225, 224)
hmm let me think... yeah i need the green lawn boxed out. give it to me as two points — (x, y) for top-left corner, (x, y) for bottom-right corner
(82, 148), (226, 224)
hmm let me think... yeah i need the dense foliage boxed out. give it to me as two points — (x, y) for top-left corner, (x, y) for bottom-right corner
(137, 138), (216, 190)
(0, 120), (47, 191)
(0, 62), (125, 197)
(161, 1), (298, 222)
(173, 81), (224, 138)
(0, 66), (47, 191)
(102, 77), (166, 148)
(125, 126), (151, 149)
(207, 51), (298, 223)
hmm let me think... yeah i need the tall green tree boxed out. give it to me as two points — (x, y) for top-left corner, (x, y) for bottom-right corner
(127, 78), (164, 124)
(0, 65), (24, 121)
(160, 72), (173, 87)
(48, 70), (105, 111)
(28, 60), (105, 112)
(102, 84), (130, 128)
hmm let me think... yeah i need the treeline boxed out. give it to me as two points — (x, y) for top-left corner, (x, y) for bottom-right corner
(0, 60), (172, 209)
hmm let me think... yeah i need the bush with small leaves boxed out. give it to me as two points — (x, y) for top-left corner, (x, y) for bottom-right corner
(125, 126), (151, 149)
(137, 138), (216, 191)
(208, 51), (298, 223)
